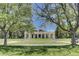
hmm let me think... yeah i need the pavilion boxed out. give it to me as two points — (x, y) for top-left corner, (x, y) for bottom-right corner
(24, 29), (55, 39)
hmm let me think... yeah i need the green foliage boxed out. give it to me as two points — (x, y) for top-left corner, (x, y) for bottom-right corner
(0, 3), (33, 32)
(35, 4), (79, 45)
(36, 3), (79, 32)
(0, 45), (79, 56)
(0, 3), (35, 39)
(55, 26), (71, 38)
(0, 3), (34, 46)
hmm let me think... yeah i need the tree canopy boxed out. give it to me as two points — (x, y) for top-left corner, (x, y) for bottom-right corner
(35, 3), (79, 45)
(0, 3), (34, 46)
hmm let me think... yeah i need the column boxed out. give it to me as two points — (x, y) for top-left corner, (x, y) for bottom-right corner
(50, 34), (51, 39)
(50, 34), (52, 39)
(40, 33), (42, 38)
(44, 34), (46, 38)
(53, 33), (55, 40)
(48, 34), (50, 38)
(48, 33), (51, 39)
(41, 34), (43, 38)
(33, 34), (35, 38)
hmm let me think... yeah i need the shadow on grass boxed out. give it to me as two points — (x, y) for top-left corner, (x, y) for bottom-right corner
(0, 45), (79, 55)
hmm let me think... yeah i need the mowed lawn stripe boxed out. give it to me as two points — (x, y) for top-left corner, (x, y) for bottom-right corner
(0, 38), (71, 46)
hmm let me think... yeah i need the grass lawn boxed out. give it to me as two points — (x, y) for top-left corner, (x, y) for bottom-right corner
(0, 45), (79, 56)
(0, 38), (71, 46)
(0, 38), (79, 56)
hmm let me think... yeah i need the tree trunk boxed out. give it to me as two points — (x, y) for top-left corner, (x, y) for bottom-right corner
(3, 31), (8, 46)
(71, 32), (77, 45)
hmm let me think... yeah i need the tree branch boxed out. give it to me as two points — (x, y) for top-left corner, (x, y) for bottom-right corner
(35, 3), (70, 32)
(60, 4), (73, 29)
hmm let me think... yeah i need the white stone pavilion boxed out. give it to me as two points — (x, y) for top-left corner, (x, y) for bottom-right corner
(24, 30), (55, 39)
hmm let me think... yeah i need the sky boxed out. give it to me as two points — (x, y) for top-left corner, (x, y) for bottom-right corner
(32, 4), (57, 32)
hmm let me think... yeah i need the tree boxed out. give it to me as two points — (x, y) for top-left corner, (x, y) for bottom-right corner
(55, 26), (71, 38)
(35, 3), (79, 45)
(0, 3), (33, 46)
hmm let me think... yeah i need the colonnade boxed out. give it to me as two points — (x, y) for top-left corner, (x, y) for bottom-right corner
(24, 31), (55, 39)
